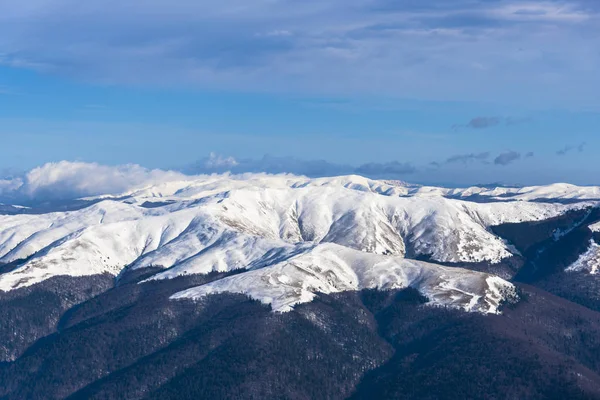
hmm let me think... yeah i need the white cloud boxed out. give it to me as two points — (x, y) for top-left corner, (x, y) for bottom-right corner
(203, 152), (239, 169)
(0, 178), (23, 199)
(0, 157), (420, 204)
(0, 0), (598, 107)
(491, 2), (590, 22)
(0, 161), (188, 203)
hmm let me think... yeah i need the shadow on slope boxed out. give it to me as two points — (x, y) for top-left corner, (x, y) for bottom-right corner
(2, 280), (600, 399)
(491, 206), (600, 311)
(0, 274), (114, 362)
(352, 285), (600, 400)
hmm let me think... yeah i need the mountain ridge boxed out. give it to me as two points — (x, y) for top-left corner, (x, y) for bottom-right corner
(2, 174), (590, 314)
(3, 173), (600, 398)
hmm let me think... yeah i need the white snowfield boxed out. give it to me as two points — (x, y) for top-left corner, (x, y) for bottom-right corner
(565, 222), (600, 275)
(567, 240), (600, 276)
(428, 182), (600, 202)
(0, 174), (594, 313)
(564, 222), (600, 275)
(171, 243), (515, 313)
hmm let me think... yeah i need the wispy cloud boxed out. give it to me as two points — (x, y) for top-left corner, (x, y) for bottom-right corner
(444, 152), (491, 165)
(453, 116), (531, 130)
(184, 154), (352, 177)
(185, 154), (417, 179)
(193, 150), (538, 179)
(0, 1), (598, 107)
(466, 117), (501, 129)
(494, 151), (521, 166)
(556, 142), (587, 156)
(355, 161), (416, 177)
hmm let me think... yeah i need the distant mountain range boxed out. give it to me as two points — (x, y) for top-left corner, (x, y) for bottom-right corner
(2, 174), (600, 399)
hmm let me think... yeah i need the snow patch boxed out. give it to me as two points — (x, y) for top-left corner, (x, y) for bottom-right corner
(566, 240), (600, 275)
(171, 243), (515, 314)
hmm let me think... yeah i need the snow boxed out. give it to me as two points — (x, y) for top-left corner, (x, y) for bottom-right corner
(566, 240), (600, 275)
(171, 243), (514, 314)
(444, 183), (600, 202)
(404, 182), (600, 202)
(0, 173), (593, 313)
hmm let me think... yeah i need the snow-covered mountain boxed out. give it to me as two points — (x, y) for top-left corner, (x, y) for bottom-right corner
(567, 240), (600, 275)
(171, 243), (514, 313)
(426, 182), (600, 202)
(1, 174), (595, 314)
(565, 221), (600, 276)
(4, 172), (600, 399)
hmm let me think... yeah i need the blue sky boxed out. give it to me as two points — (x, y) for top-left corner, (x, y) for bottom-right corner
(0, 0), (599, 185)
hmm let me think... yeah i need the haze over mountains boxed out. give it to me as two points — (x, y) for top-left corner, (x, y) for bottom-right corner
(2, 162), (600, 399)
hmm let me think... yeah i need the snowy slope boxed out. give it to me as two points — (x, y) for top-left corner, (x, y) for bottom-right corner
(441, 183), (600, 202)
(565, 221), (600, 275)
(171, 243), (515, 313)
(564, 222), (600, 275)
(566, 240), (600, 275)
(0, 174), (593, 313)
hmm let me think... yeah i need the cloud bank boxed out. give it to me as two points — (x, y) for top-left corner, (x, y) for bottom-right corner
(0, 161), (187, 204)
(0, 150), (546, 204)
(185, 153), (416, 179)
(0, 158), (421, 204)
